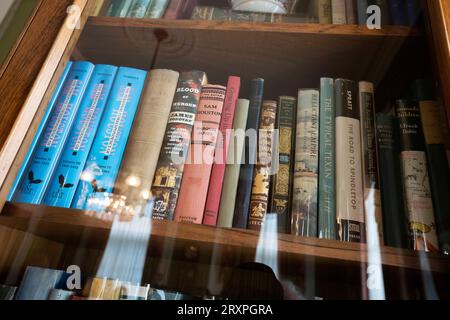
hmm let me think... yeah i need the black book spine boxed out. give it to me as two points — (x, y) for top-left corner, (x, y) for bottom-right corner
(232, 79), (264, 229)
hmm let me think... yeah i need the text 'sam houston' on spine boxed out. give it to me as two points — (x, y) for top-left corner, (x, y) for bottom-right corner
(270, 96), (297, 234)
(71, 67), (147, 211)
(8, 61), (73, 201)
(292, 89), (319, 237)
(175, 84), (227, 224)
(11, 61), (95, 205)
(359, 81), (383, 244)
(248, 100), (278, 231)
(318, 78), (336, 240)
(395, 99), (439, 252)
(151, 71), (206, 221)
(43, 64), (118, 208)
(335, 79), (365, 243)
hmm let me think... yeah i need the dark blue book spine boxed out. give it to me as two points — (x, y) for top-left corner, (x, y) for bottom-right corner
(8, 61), (73, 201)
(71, 67), (147, 211)
(357, 0), (369, 25)
(43, 64), (118, 208)
(232, 78), (264, 229)
(389, 0), (408, 26)
(405, 0), (421, 26)
(11, 61), (95, 204)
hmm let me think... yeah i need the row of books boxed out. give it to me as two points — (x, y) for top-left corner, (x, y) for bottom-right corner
(94, 0), (423, 27)
(9, 61), (449, 253)
(0, 266), (191, 300)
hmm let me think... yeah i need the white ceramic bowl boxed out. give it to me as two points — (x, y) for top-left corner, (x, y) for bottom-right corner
(231, 0), (289, 14)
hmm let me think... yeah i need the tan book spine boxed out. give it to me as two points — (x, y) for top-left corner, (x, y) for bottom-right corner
(115, 69), (179, 207)
(92, 0), (106, 16)
(331, 0), (347, 24)
(317, 0), (332, 24)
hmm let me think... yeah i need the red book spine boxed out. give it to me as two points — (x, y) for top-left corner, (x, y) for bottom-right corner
(174, 85), (227, 224)
(203, 77), (241, 226)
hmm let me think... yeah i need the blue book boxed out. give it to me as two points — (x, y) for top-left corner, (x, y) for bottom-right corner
(405, 0), (421, 26)
(7, 62), (73, 202)
(389, 0), (408, 26)
(43, 65), (119, 208)
(11, 61), (95, 204)
(357, 0), (369, 25)
(71, 67), (147, 211)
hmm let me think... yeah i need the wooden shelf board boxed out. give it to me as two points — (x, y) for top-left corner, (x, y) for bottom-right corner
(0, 202), (449, 274)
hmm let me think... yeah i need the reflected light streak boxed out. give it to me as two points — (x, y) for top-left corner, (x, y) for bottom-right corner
(255, 213), (279, 279)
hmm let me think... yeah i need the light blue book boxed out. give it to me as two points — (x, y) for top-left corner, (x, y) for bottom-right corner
(127, 0), (152, 18)
(15, 266), (69, 300)
(318, 78), (336, 240)
(71, 67), (147, 211)
(43, 64), (118, 208)
(145, 0), (169, 18)
(7, 61), (73, 202)
(11, 61), (94, 204)
(106, 0), (135, 17)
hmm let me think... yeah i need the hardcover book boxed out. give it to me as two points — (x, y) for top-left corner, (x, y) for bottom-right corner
(71, 67), (147, 211)
(8, 61), (73, 201)
(376, 112), (409, 248)
(15, 267), (70, 300)
(217, 99), (250, 228)
(11, 61), (94, 205)
(164, 0), (198, 19)
(248, 100), (278, 231)
(373, 0), (391, 26)
(345, 0), (357, 24)
(395, 99), (439, 252)
(105, 0), (135, 17)
(127, 0), (152, 18)
(335, 79), (365, 242)
(232, 78), (264, 229)
(389, 0), (408, 25)
(316, 0), (332, 24)
(292, 89), (319, 237)
(146, 0), (170, 18)
(270, 96), (296, 234)
(114, 69), (179, 207)
(359, 81), (383, 243)
(175, 84), (227, 224)
(151, 71), (207, 221)
(43, 64), (118, 208)
(406, 0), (421, 26)
(203, 77), (241, 226)
(331, 0), (347, 24)
(318, 78), (336, 240)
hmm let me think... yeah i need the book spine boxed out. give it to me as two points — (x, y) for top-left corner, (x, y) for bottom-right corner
(232, 79), (264, 229)
(395, 99), (439, 252)
(292, 89), (319, 237)
(270, 96), (296, 234)
(114, 69), (179, 206)
(376, 113), (409, 248)
(374, 0), (391, 26)
(11, 61), (94, 205)
(15, 267), (66, 300)
(106, 0), (135, 17)
(8, 61), (73, 202)
(127, 0), (152, 18)
(248, 100), (278, 230)
(357, 0), (368, 25)
(48, 289), (74, 300)
(43, 64), (118, 208)
(151, 71), (206, 221)
(88, 278), (122, 300)
(71, 67), (147, 211)
(146, 0), (170, 18)
(92, 0), (106, 16)
(317, 0), (332, 24)
(174, 84), (227, 224)
(217, 99), (250, 228)
(164, 0), (197, 19)
(406, 0), (421, 26)
(203, 77), (241, 226)
(359, 81), (383, 244)
(120, 284), (150, 300)
(345, 0), (357, 24)
(389, 0), (408, 26)
(0, 285), (17, 300)
(318, 78), (336, 240)
(335, 79), (365, 242)
(331, 0), (347, 24)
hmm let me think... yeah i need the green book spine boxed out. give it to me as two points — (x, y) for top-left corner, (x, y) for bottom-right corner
(145, 0), (170, 18)
(270, 96), (297, 234)
(318, 78), (336, 240)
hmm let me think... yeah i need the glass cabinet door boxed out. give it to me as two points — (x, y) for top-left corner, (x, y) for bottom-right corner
(0, 0), (449, 301)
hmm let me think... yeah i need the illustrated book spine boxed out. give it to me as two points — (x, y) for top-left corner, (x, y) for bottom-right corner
(335, 79), (365, 242)
(71, 67), (147, 211)
(217, 99), (250, 228)
(331, 0), (347, 24)
(114, 69), (179, 207)
(248, 100), (278, 231)
(270, 96), (297, 234)
(359, 81), (383, 243)
(203, 76), (241, 226)
(11, 61), (94, 204)
(43, 64), (118, 208)
(292, 89), (319, 237)
(175, 84), (227, 224)
(232, 78), (264, 229)
(8, 61), (73, 201)
(318, 78), (336, 240)
(151, 70), (207, 221)
(395, 99), (439, 252)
